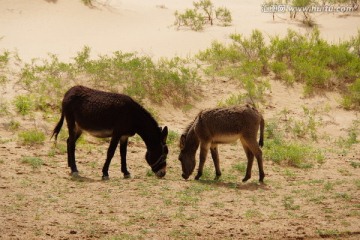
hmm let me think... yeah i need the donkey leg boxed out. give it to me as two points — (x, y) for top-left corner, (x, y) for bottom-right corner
(120, 137), (131, 179)
(66, 118), (80, 176)
(210, 147), (221, 180)
(246, 139), (265, 182)
(67, 136), (78, 175)
(195, 143), (209, 180)
(254, 147), (265, 183)
(102, 135), (121, 180)
(242, 145), (254, 182)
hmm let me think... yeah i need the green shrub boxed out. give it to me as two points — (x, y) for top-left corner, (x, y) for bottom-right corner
(81, 0), (93, 7)
(14, 95), (33, 116)
(263, 112), (324, 168)
(21, 156), (44, 169)
(215, 7), (232, 26)
(19, 130), (46, 145)
(174, 0), (232, 31)
(174, 9), (205, 31)
(198, 30), (270, 105)
(0, 50), (9, 84)
(0, 50), (9, 65)
(342, 78), (360, 109)
(17, 47), (200, 108)
(218, 93), (246, 107)
(166, 130), (180, 146)
(6, 120), (20, 131)
(336, 120), (359, 148)
(264, 139), (323, 168)
(0, 98), (9, 116)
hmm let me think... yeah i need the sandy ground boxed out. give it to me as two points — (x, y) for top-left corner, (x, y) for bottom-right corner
(1, 0), (360, 61)
(1, 0), (360, 239)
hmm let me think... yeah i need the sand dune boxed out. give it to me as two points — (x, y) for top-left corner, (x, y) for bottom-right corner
(0, 0), (359, 62)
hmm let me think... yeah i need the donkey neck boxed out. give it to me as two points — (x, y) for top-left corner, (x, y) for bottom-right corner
(185, 127), (200, 153)
(133, 105), (161, 150)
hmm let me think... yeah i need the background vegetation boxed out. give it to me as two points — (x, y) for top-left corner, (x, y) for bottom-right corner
(263, 0), (359, 27)
(174, 0), (232, 31)
(0, 28), (359, 170)
(197, 28), (360, 109)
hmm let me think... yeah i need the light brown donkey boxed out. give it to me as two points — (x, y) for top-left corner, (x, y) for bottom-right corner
(179, 104), (265, 182)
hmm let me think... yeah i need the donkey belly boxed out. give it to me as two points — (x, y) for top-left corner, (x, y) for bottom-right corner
(212, 134), (240, 144)
(87, 129), (113, 138)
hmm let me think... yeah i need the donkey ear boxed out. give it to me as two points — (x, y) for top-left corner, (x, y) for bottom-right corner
(161, 126), (168, 143)
(180, 134), (186, 150)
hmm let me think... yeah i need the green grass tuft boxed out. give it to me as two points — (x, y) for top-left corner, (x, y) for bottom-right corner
(21, 156), (44, 169)
(19, 130), (46, 145)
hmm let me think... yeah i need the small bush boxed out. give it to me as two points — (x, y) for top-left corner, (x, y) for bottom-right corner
(19, 130), (46, 145)
(342, 78), (360, 109)
(81, 0), (93, 7)
(174, 0), (232, 31)
(174, 9), (205, 31)
(167, 130), (180, 146)
(14, 95), (34, 116)
(215, 7), (232, 26)
(6, 120), (20, 131)
(0, 98), (9, 116)
(198, 30), (271, 105)
(264, 139), (322, 168)
(21, 156), (44, 169)
(218, 93), (247, 107)
(336, 120), (359, 148)
(264, 114), (324, 168)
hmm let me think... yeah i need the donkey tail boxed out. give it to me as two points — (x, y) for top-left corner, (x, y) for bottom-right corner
(51, 113), (64, 142)
(259, 115), (265, 148)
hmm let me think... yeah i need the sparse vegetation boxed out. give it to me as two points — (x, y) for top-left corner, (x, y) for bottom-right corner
(198, 28), (360, 109)
(263, 0), (359, 27)
(18, 129), (46, 145)
(14, 95), (34, 116)
(20, 156), (44, 169)
(81, 0), (93, 7)
(263, 108), (325, 168)
(18, 48), (200, 107)
(174, 0), (232, 31)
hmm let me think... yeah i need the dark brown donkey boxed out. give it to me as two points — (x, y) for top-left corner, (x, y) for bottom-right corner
(52, 85), (168, 179)
(179, 105), (265, 182)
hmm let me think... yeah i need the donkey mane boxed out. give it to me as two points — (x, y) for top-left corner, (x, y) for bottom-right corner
(183, 116), (197, 136)
(133, 100), (159, 128)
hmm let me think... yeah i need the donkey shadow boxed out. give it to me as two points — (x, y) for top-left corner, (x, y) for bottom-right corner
(69, 174), (100, 183)
(197, 179), (271, 191)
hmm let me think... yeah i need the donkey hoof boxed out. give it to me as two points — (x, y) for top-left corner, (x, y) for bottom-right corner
(214, 175), (221, 181)
(71, 172), (80, 178)
(102, 175), (110, 181)
(124, 174), (131, 179)
(242, 176), (251, 182)
(195, 175), (201, 180)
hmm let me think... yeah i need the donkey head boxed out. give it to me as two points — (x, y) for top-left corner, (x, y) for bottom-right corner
(178, 133), (197, 180)
(146, 126), (168, 178)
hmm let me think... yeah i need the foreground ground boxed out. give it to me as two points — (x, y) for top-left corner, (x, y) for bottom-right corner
(1, 76), (359, 239)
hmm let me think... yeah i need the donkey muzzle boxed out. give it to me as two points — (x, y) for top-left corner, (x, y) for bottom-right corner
(155, 168), (166, 178)
(182, 173), (190, 180)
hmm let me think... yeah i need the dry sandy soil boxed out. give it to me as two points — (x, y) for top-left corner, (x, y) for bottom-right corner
(1, 0), (360, 239)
